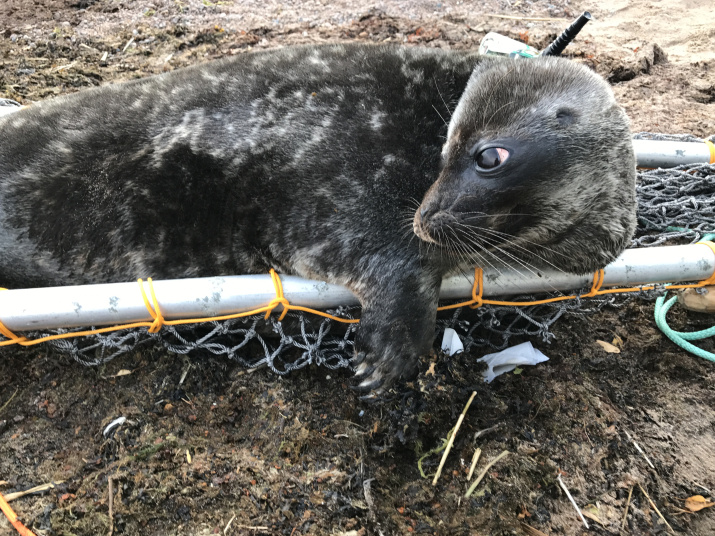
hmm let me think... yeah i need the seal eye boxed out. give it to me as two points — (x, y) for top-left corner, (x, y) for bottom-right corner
(476, 147), (509, 170)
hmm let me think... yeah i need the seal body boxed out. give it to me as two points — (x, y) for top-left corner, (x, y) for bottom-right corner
(0, 44), (636, 390)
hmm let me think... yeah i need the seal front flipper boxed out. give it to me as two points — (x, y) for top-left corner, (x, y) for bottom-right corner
(350, 267), (441, 394)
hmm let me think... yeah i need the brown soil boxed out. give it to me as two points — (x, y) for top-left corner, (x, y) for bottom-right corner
(1, 1), (714, 535)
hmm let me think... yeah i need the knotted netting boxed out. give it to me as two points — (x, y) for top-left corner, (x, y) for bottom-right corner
(5, 134), (715, 372)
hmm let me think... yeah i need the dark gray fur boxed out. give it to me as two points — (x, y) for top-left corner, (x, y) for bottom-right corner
(0, 44), (636, 391)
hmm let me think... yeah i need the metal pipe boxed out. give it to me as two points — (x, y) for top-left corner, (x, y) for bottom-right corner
(0, 244), (713, 333)
(441, 243), (714, 299)
(634, 139), (714, 168)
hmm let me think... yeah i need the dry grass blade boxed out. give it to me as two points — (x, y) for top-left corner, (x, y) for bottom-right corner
(622, 484), (634, 530)
(465, 450), (510, 498)
(108, 477), (115, 536)
(432, 391), (477, 486)
(0, 388), (18, 416)
(223, 514), (236, 534)
(557, 475), (589, 529)
(3, 481), (65, 502)
(467, 448), (482, 481)
(625, 430), (656, 469)
(638, 483), (675, 534)
(596, 340), (621, 353)
(520, 522), (549, 536)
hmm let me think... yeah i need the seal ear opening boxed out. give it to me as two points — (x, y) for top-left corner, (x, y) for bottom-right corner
(555, 108), (576, 127)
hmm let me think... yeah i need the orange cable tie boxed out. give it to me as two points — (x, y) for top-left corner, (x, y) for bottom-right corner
(584, 269), (606, 297)
(266, 269), (290, 321)
(137, 278), (165, 333)
(469, 267), (484, 309)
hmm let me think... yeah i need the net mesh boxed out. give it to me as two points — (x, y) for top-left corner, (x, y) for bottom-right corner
(6, 134), (715, 371)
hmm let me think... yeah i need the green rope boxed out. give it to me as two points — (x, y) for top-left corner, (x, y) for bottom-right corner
(652, 235), (715, 362)
(663, 229), (715, 243)
(654, 293), (715, 363)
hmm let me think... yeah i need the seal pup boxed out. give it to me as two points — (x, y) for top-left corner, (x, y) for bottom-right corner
(0, 44), (636, 392)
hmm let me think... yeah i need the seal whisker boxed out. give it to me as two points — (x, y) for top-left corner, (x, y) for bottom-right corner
(432, 104), (449, 128)
(464, 232), (549, 281)
(445, 227), (505, 276)
(462, 212), (534, 218)
(433, 74), (453, 120)
(456, 226), (567, 294)
(460, 224), (572, 262)
(456, 224), (569, 280)
(452, 225), (536, 281)
(447, 233), (501, 280)
(464, 230), (572, 276)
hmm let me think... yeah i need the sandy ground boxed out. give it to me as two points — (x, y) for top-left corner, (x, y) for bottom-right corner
(1, 1), (714, 535)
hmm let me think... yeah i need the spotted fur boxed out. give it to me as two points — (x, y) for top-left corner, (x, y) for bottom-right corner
(0, 44), (636, 393)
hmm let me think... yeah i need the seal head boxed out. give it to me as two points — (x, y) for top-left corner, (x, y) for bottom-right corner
(414, 56), (636, 277)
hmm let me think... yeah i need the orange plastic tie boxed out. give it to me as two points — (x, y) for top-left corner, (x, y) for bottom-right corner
(469, 267), (484, 309)
(138, 278), (165, 333)
(266, 269), (290, 321)
(0, 491), (38, 536)
(583, 269), (606, 297)
(0, 320), (25, 344)
(706, 140), (715, 164)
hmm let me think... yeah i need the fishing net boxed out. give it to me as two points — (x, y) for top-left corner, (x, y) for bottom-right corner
(5, 134), (715, 372)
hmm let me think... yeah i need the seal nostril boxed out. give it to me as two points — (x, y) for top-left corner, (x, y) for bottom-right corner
(420, 206), (436, 221)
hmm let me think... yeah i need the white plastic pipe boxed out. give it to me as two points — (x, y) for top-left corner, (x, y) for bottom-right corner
(0, 244), (713, 333)
(633, 139), (714, 168)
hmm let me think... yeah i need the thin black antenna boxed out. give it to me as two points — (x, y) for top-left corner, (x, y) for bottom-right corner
(540, 11), (592, 56)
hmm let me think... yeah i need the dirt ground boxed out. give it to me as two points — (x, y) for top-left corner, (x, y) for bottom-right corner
(1, 1), (714, 535)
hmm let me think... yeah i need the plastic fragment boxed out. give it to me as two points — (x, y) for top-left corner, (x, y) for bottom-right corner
(441, 329), (549, 383)
(103, 416), (127, 437)
(477, 341), (549, 383)
(441, 327), (464, 356)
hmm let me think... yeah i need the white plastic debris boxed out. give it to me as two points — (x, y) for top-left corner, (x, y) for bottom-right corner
(443, 329), (549, 382)
(478, 342), (549, 383)
(441, 328), (465, 356)
(103, 416), (127, 437)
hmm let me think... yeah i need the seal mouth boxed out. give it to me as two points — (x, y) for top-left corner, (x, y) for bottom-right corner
(414, 206), (515, 256)
(413, 199), (631, 276)
(414, 204), (573, 271)
(414, 200), (531, 248)
(413, 207), (458, 245)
